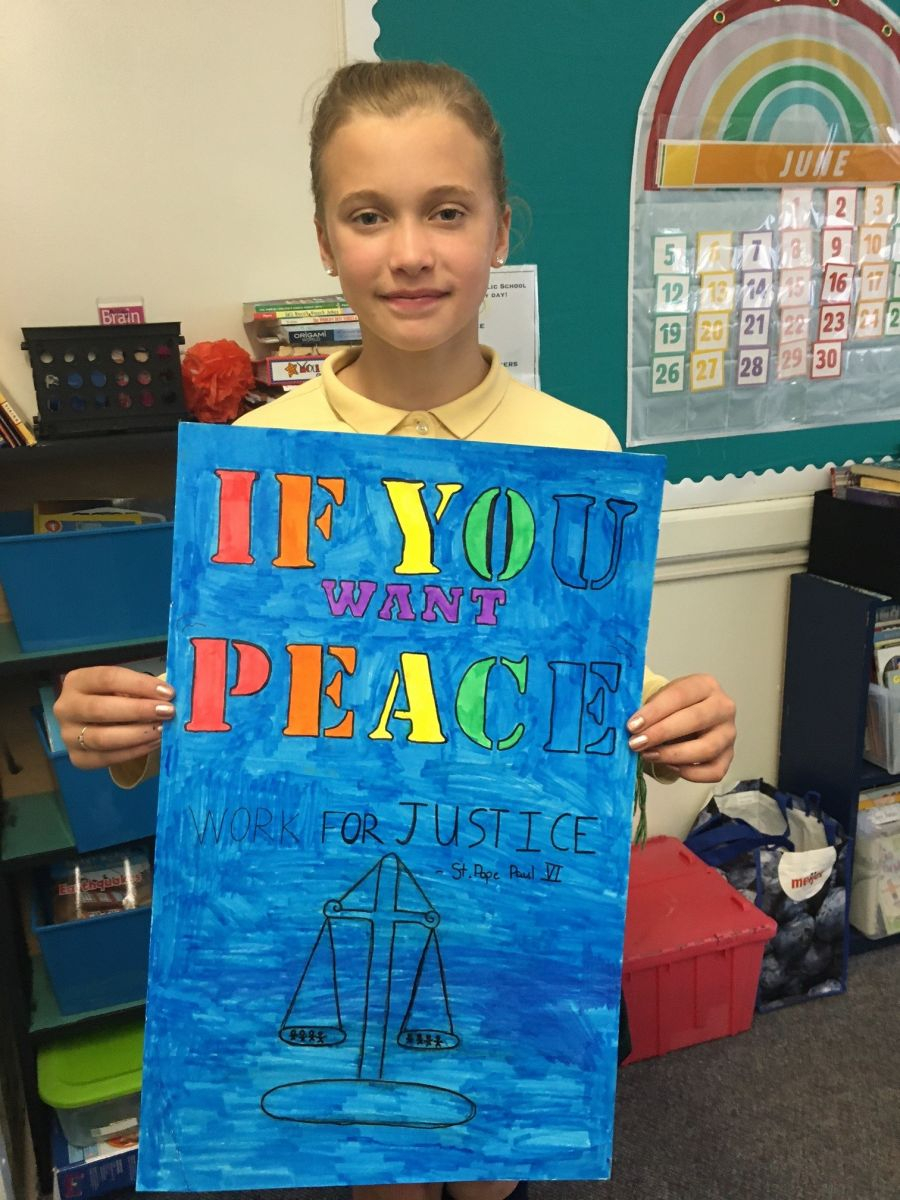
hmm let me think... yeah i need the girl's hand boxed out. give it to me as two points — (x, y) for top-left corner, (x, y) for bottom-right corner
(626, 674), (736, 783)
(54, 666), (175, 770)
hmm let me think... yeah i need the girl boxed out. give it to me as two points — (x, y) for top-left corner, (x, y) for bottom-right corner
(55, 59), (736, 1200)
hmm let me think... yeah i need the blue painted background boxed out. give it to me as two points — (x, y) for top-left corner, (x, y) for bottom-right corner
(138, 424), (664, 1190)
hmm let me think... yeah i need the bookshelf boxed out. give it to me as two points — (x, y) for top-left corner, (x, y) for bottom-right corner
(0, 624), (166, 679)
(0, 792), (75, 868)
(0, 430), (176, 1191)
(778, 490), (900, 954)
(29, 958), (145, 1041)
(0, 430), (177, 510)
(806, 489), (900, 599)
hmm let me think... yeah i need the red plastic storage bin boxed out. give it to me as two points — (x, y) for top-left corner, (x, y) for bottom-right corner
(622, 836), (776, 1064)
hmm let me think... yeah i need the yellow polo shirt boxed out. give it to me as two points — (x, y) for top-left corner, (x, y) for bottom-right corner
(113, 346), (667, 789)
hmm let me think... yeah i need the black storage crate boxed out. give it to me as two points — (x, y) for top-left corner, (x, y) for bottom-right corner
(807, 489), (900, 599)
(21, 322), (188, 438)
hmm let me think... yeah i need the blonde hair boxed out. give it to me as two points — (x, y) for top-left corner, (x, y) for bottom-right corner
(310, 60), (508, 217)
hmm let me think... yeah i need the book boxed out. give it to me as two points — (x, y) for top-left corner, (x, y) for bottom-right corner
(859, 783), (900, 809)
(51, 1116), (138, 1200)
(256, 311), (359, 325)
(847, 460), (900, 484)
(843, 483), (900, 509)
(855, 473), (900, 495)
(831, 461), (900, 499)
(257, 305), (354, 319)
(249, 292), (352, 311)
(285, 322), (361, 346)
(0, 407), (19, 447)
(48, 846), (153, 923)
(277, 311), (359, 323)
(257, 354), (328, 387)
(0, 399), (30, 446)
(53, 1179), (137, 1200)
(33, 498), (173, 533)
(874, 640), (900, 689)
(244, 295), (355, 321)
(0, 388), (37, 445)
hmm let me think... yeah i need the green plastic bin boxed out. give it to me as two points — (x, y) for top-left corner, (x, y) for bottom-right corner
(37, 1018), (143, 1148)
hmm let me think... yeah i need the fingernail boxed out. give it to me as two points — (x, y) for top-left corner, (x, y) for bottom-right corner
(156, 684), (174, 698)
(155, 703), (175, 717)
(153, 724), (164, 734)
(643, 750), (660, 761)
(627, 716), (645, 732)
(629, 734), (648, 749)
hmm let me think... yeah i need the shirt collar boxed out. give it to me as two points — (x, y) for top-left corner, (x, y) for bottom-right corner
(321, 346), (509, 439)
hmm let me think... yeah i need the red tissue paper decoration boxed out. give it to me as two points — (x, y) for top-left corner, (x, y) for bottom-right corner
(181, 340), (254, 423)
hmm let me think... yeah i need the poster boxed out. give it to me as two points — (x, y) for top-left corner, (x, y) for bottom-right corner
(479, 264), (541, 390)
(137, 423), (664, 1191)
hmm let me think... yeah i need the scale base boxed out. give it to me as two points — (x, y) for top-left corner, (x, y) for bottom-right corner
(261, 1078), (476, 1128)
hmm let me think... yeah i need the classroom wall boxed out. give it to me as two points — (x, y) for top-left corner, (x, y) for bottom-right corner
(0, 2), (813, 835)
(0, 0), (348, 419)
(645, 496), (813, 835)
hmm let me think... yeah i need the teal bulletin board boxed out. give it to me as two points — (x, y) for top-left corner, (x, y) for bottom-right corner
(374, 0), (900, 483)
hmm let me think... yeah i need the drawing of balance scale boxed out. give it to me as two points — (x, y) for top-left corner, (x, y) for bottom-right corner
(261, 852), (476, 1128)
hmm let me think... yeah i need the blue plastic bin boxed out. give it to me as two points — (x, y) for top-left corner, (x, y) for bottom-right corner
(0, 520), (173, 652)
(33, 896), (151, 1016)
(33, 714), (158, 853)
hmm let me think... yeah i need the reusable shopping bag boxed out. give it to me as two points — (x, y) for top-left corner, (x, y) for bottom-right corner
(685, 779), (851, 1011)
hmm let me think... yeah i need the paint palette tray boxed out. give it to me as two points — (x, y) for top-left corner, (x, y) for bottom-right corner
(21, 322), (188, 438)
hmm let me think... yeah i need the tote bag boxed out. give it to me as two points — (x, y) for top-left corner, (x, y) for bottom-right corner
(685, 779), (851, 1011)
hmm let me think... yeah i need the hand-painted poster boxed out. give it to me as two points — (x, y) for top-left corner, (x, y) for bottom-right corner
(137, 424), (664, 1191)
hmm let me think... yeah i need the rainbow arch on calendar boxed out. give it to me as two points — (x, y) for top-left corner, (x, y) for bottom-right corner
(639, 0), (900, 190)
(705, 40), (890, 142)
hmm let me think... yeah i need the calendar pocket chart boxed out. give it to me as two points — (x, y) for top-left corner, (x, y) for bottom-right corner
(632, 182), (900, 443)
(627, 0), (900, 445)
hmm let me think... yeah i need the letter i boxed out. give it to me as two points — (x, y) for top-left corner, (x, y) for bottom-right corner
(212, 470), (257, 564)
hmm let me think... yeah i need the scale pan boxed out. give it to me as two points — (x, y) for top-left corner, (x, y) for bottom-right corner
(261, 1078), (475, 1128)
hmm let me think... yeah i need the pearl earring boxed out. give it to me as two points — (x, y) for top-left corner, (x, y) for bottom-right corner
(494, 256), (506, 267)
(324, 265), (337, 276)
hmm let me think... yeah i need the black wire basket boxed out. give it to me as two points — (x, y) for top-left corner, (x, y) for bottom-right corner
(21, 322), (188, 438)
